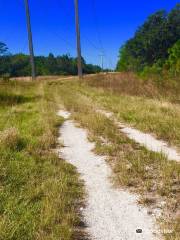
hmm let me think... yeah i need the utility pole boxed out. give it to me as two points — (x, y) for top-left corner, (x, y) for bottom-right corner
(24, 0), (36, 80)
(99, 54), (104, 72)
(74, 0), (83, 78)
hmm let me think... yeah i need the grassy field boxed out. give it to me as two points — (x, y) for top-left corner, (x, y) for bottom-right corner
(0, 75), (179, 240)
(0, 80), (83, 240)
(85, 73), (180, 148)
(48, 78), (179, 240)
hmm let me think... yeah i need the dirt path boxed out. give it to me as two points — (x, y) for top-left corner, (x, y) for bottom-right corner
(58, 110), (159, 240)
(98, 109), (180, 162)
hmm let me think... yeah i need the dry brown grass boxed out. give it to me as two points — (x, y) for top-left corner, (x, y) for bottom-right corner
(81, 73), (180, 148)
(0, 127), (24, 150)
(10, 75), (74, 82)
(85, 72), (180, 101)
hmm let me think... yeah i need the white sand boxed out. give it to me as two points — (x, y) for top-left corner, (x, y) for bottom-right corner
(98, 109), (180, 162)
(57, 110), (71, 119)
(58, 111), (159, 240)
(121, 126), (180, 161)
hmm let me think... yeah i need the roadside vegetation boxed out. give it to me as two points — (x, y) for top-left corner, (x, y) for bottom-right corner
(85, 73), (180, 148)
(0, 76), (179, 239)
(49, 79), (180, 240)
(0, 80), (83, 240)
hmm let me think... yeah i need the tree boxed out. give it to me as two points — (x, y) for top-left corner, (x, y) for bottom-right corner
(0, 42), (10, 76)
(47, 53), (57, 74)
(56, 54), (75, 75)
(167, 4), (180, 45)
(0, 41), (102, 77)
(165, 40), (180, 76)
(0, 51), (102, 77)
(10, 54), (30, 76)
(116, 4), (180, 73)
(0, 42), (8, 56)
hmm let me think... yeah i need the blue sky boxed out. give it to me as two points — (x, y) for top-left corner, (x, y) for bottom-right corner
(0, 0), (178, 69)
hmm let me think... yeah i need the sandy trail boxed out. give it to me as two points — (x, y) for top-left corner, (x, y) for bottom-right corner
(58, 110), (159, 240)
(98, 109), (180, 162)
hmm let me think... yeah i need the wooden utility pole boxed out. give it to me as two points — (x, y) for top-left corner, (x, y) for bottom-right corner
(24, 0), (36, 80)
(74, 0), (83, 78)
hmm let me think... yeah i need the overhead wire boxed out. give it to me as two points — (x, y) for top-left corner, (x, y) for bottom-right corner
(91, 0), (105, 54)
(2, 0), (114, 69)
(59, 0), (102, 53)
(39, 0), (77, 55)
(90, 0), (114, 69)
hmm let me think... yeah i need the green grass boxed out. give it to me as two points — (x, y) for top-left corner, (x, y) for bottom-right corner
(50, 79), (180, 240)
(0, 81), (83, 240)
(88, 92), (180, 148)
(84, 73), (180, 148)
(0, 76), (179, 240)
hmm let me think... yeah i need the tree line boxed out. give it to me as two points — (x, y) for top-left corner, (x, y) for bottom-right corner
(116, 4), (180, 78)
(0, 43), (101, 77)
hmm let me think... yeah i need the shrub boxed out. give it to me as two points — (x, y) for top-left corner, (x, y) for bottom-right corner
(164, 40), (180, 77)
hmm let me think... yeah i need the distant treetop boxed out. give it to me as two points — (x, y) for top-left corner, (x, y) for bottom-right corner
(116, 4), (180, 75)
(0, 42), (8, 56)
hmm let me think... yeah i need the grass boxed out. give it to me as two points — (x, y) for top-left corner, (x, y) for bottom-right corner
(84, 73), (180, 148)
(50, 78), (180, 240)
(0, 75), (179, 240)
(0, 80), (83, 240)
(86, 73), (180, 101)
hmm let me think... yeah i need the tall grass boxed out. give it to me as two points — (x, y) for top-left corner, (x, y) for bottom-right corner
(1, 76), (179, 240)
(83, 73), (180, 148)
(0, 81), (83, 240)
(52, 79), (180, 240)
(86, 73), (180, 101)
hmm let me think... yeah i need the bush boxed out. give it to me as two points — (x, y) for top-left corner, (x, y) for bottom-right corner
(164, 40), (180, 77)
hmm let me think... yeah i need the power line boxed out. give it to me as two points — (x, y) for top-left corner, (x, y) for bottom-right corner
(58, 0), (102, 54)
(91, 0), (105, 54)
(51, 28), (104, 66)
(91, 0), (114, 70)
(55, 0), (102, 54)
(45, 2), (99, 66)
(39, 0), (76, 55)
(50, 30), (76, 52)
(4, 0), (114, 71)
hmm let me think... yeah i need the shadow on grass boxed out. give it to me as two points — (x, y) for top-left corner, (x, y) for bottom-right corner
(0, 92), (40, 106)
